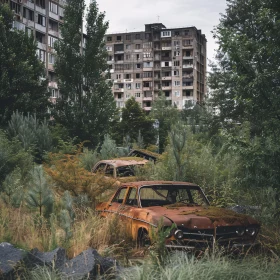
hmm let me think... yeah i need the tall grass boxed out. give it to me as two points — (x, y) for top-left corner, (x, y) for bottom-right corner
(120, 251), (280, 280)
(0, 203), (132, 259)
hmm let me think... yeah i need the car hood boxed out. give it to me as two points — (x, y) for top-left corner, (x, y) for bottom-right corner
(145, 205), (259, 229)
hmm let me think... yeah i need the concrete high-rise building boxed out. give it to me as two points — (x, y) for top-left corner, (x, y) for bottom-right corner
(105, 23), (207, 111)
(1, 0), (66, 103)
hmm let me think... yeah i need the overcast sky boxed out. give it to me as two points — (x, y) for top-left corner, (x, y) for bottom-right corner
(85, 0), (228, 63)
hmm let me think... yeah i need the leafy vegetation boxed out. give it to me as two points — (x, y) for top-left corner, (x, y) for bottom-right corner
(0, 4), (50, 128)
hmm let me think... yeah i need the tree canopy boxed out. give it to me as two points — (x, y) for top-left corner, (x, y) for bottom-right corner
(0, 4), (50, 128)
(54, 0), (117, 146)
(209, 0), (280, 136)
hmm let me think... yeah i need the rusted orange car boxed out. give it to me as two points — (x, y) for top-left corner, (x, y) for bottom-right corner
(96, 181), (260, 250)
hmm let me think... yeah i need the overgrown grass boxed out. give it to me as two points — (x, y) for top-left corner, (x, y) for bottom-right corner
(0, 203), (133, 259)
(120, 251), (280, 280)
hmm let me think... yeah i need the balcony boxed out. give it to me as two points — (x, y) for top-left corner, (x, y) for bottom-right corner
(182, 85), (194, 90)
(162, 47), (172, 50)
(48, 81), (58, 89)
(182, 44), (194, 49)
(144, 106), (152, 111)
(115, 50), (124, 54)
(183, 56), (193, 60)
(49, 12), (59, 21)
(154, 56), (161, 61)
(143, 87), (152, 91)
(182, 73), (193, 79)
(37, 42), (46, 50)
(162, 76), (172, 80)
(143, 96), (153, 101)
(115, 60), (124, 64)
(162, 86), (172, 90)
(48, 29), (59, 37)
(114, 88), (124, 92)
(183, 64), (193, 69)
(143, 57), (153, 61)
(143, 77), (153, 81)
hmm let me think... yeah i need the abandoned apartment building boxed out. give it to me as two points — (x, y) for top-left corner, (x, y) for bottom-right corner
(105, 23), (207, 111)
(3, 0), (207, 111)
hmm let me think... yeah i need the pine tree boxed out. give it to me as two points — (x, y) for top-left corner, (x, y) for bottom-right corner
(54, 0), (117, 146)
(25, 166), (54, 217)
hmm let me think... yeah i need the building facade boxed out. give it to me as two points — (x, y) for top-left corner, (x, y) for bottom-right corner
(105, 23), (207, 111)
(1, 0), (66, 103)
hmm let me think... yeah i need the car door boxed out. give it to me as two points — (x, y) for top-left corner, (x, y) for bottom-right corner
(102, 187), (129, 216)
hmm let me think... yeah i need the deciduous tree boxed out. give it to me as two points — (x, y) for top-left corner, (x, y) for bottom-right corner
(54, 0), (117, 146)
(0, 4), (50, 128)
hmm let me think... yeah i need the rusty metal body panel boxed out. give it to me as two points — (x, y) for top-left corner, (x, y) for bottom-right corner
(96, 181), (260, 249)
(91, 158), (148, 182)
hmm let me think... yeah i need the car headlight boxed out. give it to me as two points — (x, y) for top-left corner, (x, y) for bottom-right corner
(246, 228), (257, 236)
(174, 229), (184, 239)
(236, 228), (245, 236)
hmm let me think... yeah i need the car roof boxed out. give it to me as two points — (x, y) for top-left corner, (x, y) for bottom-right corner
(96, 157), (148, 168)
(120, 181), (199, 188)
(128, 149), (159, 160)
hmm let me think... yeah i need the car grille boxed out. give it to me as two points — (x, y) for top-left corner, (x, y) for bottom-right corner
(176, 226), (256, 244)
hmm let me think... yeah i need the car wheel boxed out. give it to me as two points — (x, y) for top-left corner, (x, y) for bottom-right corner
(137, 228), (150, 248)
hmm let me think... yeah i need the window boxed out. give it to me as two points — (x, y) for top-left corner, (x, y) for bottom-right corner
(117, 35), (122, 41)
(174, 81), (180, 86)
(118, 93), (122, 99)
(10, 1), (20, 14)
(136, 63), (141, 69)
(116, 74), (122, 80)
(143, 62), (153, 68)
(125, 74), (131, 79)
(174, 51), (180, 56)
(23, 8), (34, 21)
(112, 188), (128, 204)
(164, 62), (169, 67)
(51, 89), (59, 98)
(48, 36), (57, 48)
(124, 64), (131, 70)
(135, 34), (140, 40)
(49, 1), (58, 14)
(135, 73), (141, 79)
(143, 52), (151, 58)
(183, 39), (193, 46)
(143, 72), (153, 78)
(184, 29), (190, 36)
(125, 188), (138, 206)
(49, 19), (58, 31)
(125, 83), (132, 90)
(126, 44), (131, 50)
(136, 54), (140, 60)
(175, 31), (180, 36)
(36, 49), (46, 62)
(126, 93), (130, 99)
(174, 91), (180, 97)
(37, 14), (46, 26)
(135, 92), (141, 98)
(174, 61), (180, 67)
(126, 34), (131, 40)
(115, 64), (124, 71)
(161, 31), (171, 37)
(48, 53), (56, 64)
(135, 83), (141, 89)
(106, 46), (112, 51)
(143, 42), (152, 49)
(173, 70), (179, 76)
(135, 44), (141, 49)
(126, 54), (131, 60)
(107, 36), (112, 41)
(173, 40), (180, 46)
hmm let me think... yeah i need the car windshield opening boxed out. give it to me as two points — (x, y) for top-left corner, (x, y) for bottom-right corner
(140, 185), (209, 207)
(116, 166), (135, 177)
